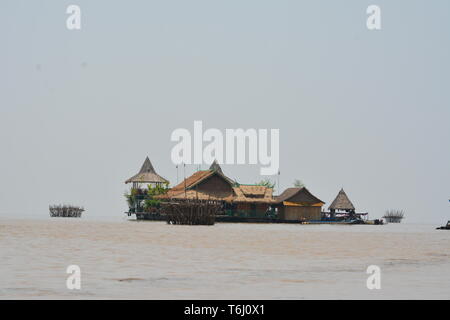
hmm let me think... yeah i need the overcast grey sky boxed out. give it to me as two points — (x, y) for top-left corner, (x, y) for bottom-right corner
(1, 0), (449, 223)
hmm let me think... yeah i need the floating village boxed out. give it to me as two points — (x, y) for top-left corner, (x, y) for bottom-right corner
(123, 157), (385, 225)
(47, 156), (450, 229)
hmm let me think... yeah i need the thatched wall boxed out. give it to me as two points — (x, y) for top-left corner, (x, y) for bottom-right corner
(196, 174), (234, 196)
(236, 202), (270, 217)
(278, 206), (321, 221)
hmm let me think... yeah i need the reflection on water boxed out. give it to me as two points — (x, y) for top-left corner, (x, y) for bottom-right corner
(0, 218), (449, 299)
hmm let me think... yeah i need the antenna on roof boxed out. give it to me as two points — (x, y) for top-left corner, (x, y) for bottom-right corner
(277, 170), (280, 196)
(183, 163), (187, 198)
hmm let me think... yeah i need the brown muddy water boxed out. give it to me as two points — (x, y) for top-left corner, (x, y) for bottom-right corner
(0, 217), (449, 299)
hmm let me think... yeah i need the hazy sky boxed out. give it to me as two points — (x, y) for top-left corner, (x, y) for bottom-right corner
(1, 1), (449, 223)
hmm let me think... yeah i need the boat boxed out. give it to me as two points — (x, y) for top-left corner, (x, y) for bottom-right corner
(305, 219), (364, 225)
(436, 221), (450, 230)
(364, 219), (384, 225)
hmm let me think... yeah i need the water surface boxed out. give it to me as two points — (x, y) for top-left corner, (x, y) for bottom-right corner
(0, 217), (449, 299)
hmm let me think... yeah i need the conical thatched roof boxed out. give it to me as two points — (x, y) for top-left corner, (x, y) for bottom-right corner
(209, 159), (223, 174)
(125, 157), (169, 184)
(329, 188), (355, 210)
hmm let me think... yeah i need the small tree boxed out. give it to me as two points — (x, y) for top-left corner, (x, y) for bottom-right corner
(293, 179), (305, 188)
(255, 179), (275, 189)
(147, 183), (169, 197)
(144, 183), (169, 212)
(124, 188), (144, 212)
(124, 183), (169, 213)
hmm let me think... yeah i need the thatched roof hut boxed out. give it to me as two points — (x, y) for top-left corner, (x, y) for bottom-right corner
(329, 188), (355, 212)
(274, 187), (323, 205)
(273, 187), (324, 221)
(159, 168), (273, 205)
(125, 157), (169, 186)
(160, 169), (235, 201)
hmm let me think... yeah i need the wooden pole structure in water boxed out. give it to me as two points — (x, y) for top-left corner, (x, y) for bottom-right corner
(49, 205), (85, 218)
(163, 199), (220, 225)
